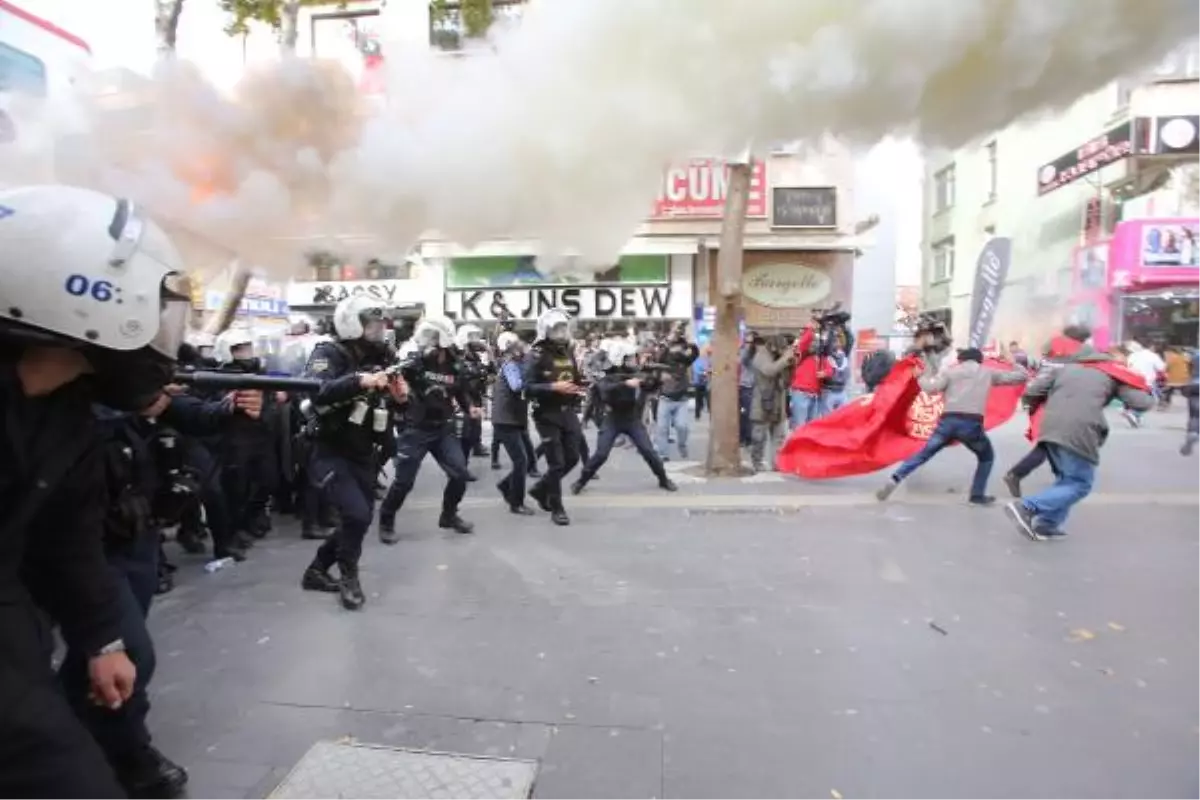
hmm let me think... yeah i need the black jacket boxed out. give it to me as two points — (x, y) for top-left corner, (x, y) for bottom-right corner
(396, 348), (474, 429)
(305, 340), (392, 461)
(523, 342), (581, 422)
(0, 353), (123, 658)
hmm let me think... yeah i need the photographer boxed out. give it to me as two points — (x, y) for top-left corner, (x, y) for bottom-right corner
(789, 306), (853, 428)
(652, 322), (699, 460)
(907, 313), (953, 367)
(750, 335), (796, 472)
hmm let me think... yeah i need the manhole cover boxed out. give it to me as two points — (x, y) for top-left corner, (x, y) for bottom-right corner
(270, 740), (538, 799)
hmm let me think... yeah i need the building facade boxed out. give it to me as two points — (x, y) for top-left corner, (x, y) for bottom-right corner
(919, 42), (1200, 350)
(280, 0), (862, 338)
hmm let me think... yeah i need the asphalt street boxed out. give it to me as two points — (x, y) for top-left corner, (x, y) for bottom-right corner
(149, 407), (1199, 798)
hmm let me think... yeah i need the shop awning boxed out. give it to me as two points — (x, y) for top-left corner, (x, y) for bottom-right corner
(710, 235), (862, 252)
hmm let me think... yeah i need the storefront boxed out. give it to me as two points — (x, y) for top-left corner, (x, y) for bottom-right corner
(439, 248), (694, 336)
(198, 277), (292, 340)
(706, 249), (855, 332)
(1070, 217), (1200, 348)
(285, 277), (427, 321)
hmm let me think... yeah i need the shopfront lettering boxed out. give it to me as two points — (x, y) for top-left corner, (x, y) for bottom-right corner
(311, 282), (400, 305)
(1037, 122), (1134, 196)
(447, 286), (675, 321)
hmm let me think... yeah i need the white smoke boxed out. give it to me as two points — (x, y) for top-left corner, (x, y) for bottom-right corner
(14, 0), (1200, 276)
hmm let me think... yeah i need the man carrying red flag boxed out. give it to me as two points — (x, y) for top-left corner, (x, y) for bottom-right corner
(1002, 324), (1091, 498)
(876, 348), (1028, 506)
(1005, 345), (1153, 541)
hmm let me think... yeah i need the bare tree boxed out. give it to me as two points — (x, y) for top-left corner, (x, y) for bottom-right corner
(155, 0), (186, 57)
(705, 157), (754, 476)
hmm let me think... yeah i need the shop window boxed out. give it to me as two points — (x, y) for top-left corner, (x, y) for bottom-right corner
(0, 42), (47, 97)
(365, 259), (411, 280)
(932, 237), (955, 283)
(934, 164), (956, 213)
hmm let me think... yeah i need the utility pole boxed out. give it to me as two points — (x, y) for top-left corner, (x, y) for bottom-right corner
(705, 150), (753, 476)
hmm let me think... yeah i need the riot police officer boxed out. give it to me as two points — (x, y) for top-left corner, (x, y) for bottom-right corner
(378, 316), (477, 541)
(0, 184), (190, 797)
(572, 340), (678, 495)
(524, 308), (587, 526)
(300, 295), (406, 611)
(491, 331), (536, 515)
(455, 323), (489, 468)
(60, 390), (235, 798)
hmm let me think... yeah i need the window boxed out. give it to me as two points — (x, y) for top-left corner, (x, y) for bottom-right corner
(984, 141), (998, 201)
(429, 0), (527, 51)
(365, 259), (411, 280)
(932, 237), (955, 283)
(0, 42), (47, 96)
(934, 164), (956, 212)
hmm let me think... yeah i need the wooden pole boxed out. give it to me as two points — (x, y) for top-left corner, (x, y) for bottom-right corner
(705, 160), (752, 476)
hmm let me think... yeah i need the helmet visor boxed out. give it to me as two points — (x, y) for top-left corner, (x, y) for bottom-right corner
(148, 273), (193, 361)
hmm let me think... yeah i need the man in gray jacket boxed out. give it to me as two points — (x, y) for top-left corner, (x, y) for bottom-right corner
(1005, 349), (1154, 540)
(877, 348), (1027, 505)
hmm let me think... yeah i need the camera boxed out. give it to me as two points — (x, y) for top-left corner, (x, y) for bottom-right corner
(813, 302), (851, 329)
(912, 313), (952, 354)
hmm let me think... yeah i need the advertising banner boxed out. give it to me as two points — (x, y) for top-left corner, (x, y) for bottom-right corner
(651, 159), (767, 219)
(966, 237), (1013, 350)
(445, 254), (668, 290)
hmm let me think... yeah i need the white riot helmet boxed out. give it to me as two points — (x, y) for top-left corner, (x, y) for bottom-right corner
(333, 294), (386, 341)
(607, 339), (638, 368)
(413, 315), (456, 350)
(0, 185), (189, 356)
(0, 185), (192, 409)
(496, 331), (522, 354)
(214, 327), (253, 364)
(455, 323), (483, 350)
(536, 307), (573, 344)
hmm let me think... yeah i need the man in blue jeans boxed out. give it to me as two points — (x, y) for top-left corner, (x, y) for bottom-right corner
(1006, 348), (1153, 540)
(653, 325), (699, 460)
(877, 348), (1027, 505)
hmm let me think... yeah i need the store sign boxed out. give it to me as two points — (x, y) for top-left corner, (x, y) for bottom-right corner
(1147, 115), (1200, 156)
(204, 291), (289, 317)
(651, 159), (767, 219)
(288, 279), (419, 307)
(742, 263), (832, 308)
(446, 285), (675, 321)
(1036, 122), (1133, 196)
(771, 187), (838, 229)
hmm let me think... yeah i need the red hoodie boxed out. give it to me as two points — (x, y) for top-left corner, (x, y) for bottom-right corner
(789, 326), (829, 394)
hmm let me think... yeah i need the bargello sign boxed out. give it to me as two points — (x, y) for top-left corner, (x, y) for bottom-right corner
(742, 263), (833, 309)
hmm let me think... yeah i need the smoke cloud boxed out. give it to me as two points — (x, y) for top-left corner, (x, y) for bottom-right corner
(12, 0), (1200, 277)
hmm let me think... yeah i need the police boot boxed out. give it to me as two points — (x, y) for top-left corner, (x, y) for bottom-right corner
(570, 478), (587, 495)
(528, 483), (553, 512)
(252, 511), (272, 536)
(301, 560), (340, 593)
(378, 516), (399, 545)
(658, 477), (678, 492)
(114, 744), (188, 799)
(550, 508), (571, 526)
(337, 564), (366, 611)
(527, 464), (542, 478)
(438, 514), (475, 534)
(301, 522), (332, 540)
(176, 525), (207, 555)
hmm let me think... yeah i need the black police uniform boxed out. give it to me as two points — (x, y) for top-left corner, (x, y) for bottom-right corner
(458, 346), (489, 461)
(301, 338), (393, 608)
(58, 396), (230, 797)
(207, 358), (275, 540)
(0, 353), (129, 799)
(378, 347), (475, 537)
(523, 340), (584, 523)
(491, 356), (534, 514)
(573, 366), (674, 492)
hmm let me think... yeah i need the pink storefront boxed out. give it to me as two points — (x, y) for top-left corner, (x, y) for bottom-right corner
(1070, 217), (1199, 349)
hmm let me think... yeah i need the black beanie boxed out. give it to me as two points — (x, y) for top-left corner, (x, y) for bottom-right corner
(957, 347), (983, 364)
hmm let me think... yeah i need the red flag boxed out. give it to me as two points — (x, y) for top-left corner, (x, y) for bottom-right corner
(776, 356), (1025, 479)
(1026, 357), (1150, 442)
